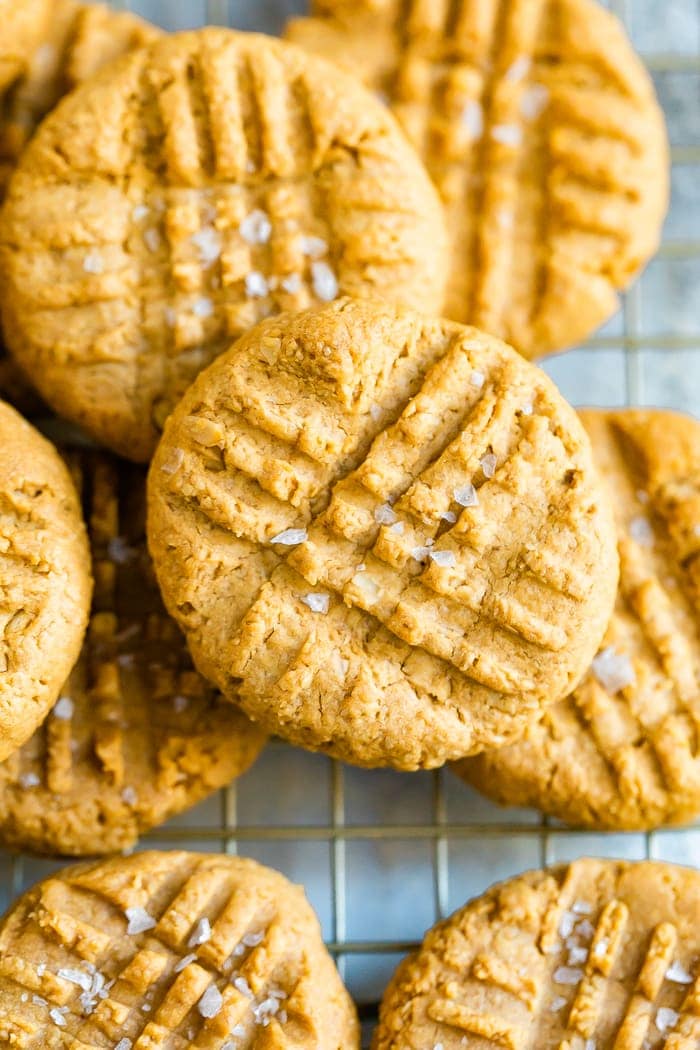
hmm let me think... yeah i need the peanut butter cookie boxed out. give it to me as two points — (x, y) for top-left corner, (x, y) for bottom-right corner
(374, 858), (700, 1050)
(287, 0), (669, 360)
(0, 451), (266, 857)
(457, 408), (700, 830)
(0, 28), (448, 461)
(0, 401), (91, 761)
(0, 850), (360, 1047)
(0, 0), (50, 92)
(147, 298), (618, 770)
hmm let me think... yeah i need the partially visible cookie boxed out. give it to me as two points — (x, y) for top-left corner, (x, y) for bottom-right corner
(0, 451), (266, 857)
(0, 0), (50, 92)
(0, 850), (360, 1047)
(0, 27), (448, 461)
(147, 298), (618, 770)
(374, 858), (700, 1050)
(456, 408), (700, 830)
(0, 401), (91, 761)
(287, 0), (669, 360)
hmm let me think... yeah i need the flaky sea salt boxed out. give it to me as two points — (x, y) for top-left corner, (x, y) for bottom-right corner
(390, 520), (405, 534)
(125, 906), (156, 935)
(440, 510), (457, 524)
(242, 931), (265, 947)
(114, 1040), (132, 1050)
(630, 515), (654, 547)
(189, 917), (212, 947)
(572, 900), (593, 915)
(559, 912), (576, 938)
(471, 370), (485, 388)
(270, 528), (307, 545)
(175, 953), (197, 973)
(233, 976), (254, 999)
(656, 1007), (679, 1032)
(454, 483), (479, 507)
(430, 549), (457, 568)
(492, 123), (523, 147)
(198, 984), (223, 1019)
(245, 271), (269, 298)
(281, 273), (302, 295)
(481, 453), (497, 478)
(568, 945), (588, 965)
(132, 204), (149, 222)
(191, 226), (222, 265)
(193, 296), (214, 318)
(592, 646), (636, 693)
(311, 261), (339, 302)
(50, 1007), (68, 1026)
(506, 55), (531, 82)
(83, 252), (104, 274)
(370, 403), (382, 422)
(375, 503), (397, 525)
(299, 235), (327, 258)
(53, 696), (74, 720)
(550, 996), (567, 1012)
(240, 209), (272, 245)
(461, 100), (483, 140)
(19, 772), (40, 788)
(553, 966), (583, 986)
(521, 83), (550, 120)
(58, 968), (92, 991)
(667, 960), (693, 984)
(302, 593), (330, 614)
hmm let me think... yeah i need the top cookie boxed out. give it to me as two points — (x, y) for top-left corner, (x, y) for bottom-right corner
(0, 850), (360, 1048)
(287, 0), (669, 360)
(374, 857), (700, 1049)
(456, 408), (700, 830)
(147, 298), (618, 770)
(0, 0), (50, 92)
(0, 401), (91, 761)
(0, 27), (449, 462)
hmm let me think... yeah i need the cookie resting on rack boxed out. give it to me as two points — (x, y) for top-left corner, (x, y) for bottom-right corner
(0, 401), (91, 762)
(0, 850), (360, 1048)
(373, 858), (700, 1049)
(0, 27), (448, 461)
(457, 408), (700, 831)
(287, 0), (669, 361)
(147, 297), (618, 770)
(0, 451), (266, 857)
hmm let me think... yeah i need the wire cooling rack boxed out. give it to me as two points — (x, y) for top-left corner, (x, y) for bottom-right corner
(1, 0), (699, 1042)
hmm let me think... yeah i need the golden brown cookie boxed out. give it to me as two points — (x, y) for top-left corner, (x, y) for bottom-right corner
(0, 1), (160, 415)
(456, 408), (700, 831)
(374, 857), (700, 1050)
(287, 0), (669, 360)
(0, 0), (50, 93)
(147, 298), (618, 770)
(0, 28), (449, 462)
(0, 401), (91, 762)
(0, 451), (266, 857)
(0, 850), (360, 1047)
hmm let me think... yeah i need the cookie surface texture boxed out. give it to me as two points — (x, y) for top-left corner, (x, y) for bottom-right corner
(0, 0), (50, 92)
(456, 408), (700, 830)
(0, 27), (449, 461)
(0, 451), (266, 857)
(0, 850), (360, 1048)
(287, 0), (669, 360)
(373, 857), (700, 1049)
(147, 298), (618, 770)
(0, 401), (91, 761)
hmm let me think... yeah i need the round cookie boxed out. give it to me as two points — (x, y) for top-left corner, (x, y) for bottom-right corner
(0, 401), (91, 762)
(0, 451), (266, 857)
(0, 28), (449, 462)
(374, 857), (700, 1050)
(456, 408), (700, 831)
(147, 297), (618, 770)
(287, 0), (669, 360)
(0, 0), (50, 93)
(0, 850), (360, 1048)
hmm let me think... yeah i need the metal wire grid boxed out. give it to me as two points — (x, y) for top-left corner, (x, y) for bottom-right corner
(0, 0), (699, 1034)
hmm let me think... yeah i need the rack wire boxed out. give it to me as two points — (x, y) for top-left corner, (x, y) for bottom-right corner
(1, 0), (699, 1040)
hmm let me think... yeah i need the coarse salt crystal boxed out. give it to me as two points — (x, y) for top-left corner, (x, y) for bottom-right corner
(585, 1042), (596, 1050)
(481, 453), (497, 478)
(58, 968), (91, 991)
(630, 515), (654, 547)
(193, 296), (214, 318)
(594, 938), (609, 958)
(572, 900), (593, 915)
(375, 503), (397, 525)
(430, 549), (457, 568)
(270, 528), (307, 545)
(175, 953), (197, 973)
(161, 447), (184, 476)
(125, 906), (156, 935)
(390, 520), (405, 534)
(667, 960), (693, 984)
(121, 786), (137, 806)
(550, 996), (567, 1012)
(188, 917), (212, 947)
(440, 510), (457, 524)
(37, 964), (46, 977)
(198, 984), (223, 1019)
(592, 646), (636, 694)
(302, 593), (330, 614)
(577, 919), (595, 940)
(234, 976), (254, 998)
(281, 273), (302, 295)
(656, 1007), (679, 1032)
(53, 696), (74, 720)
(311, 260), (339, 302)
(506, 55), (531, 82)
(173, 694), (189, 713)
(245, 271), (269, 298)
(242, 930), (265, 947)
(19, 772), (40, 788)
(108, 536), (136, 564)
(50, 1007), (68, 1026)
(461, 100), (484, 140)
(553, 966), (583, 986)
(299, 235), (327, 258)
(239, 209), (272, 245)
(521, 401), (534, 416)
(143, 227), (161, 253)
(521, 83), (549, 120)
(492, 123), (522, 147)
(370, 403), (382, 422)
(83, 252), (104, 274)
(132, 204), (149, 222)
(33, 994), (47, 1006)
(412, 546), (432, 562)
(559, 912), (576, 938)
(454, 483), (479, 507)
(115, 1040), (132, 1050)
(191, 226), (222, 265)
(471, 370), (485, 388)
(568, 945), (588, 965)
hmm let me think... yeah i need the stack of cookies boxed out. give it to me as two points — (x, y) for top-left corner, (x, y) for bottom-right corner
(0, 1), (695, 1047)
